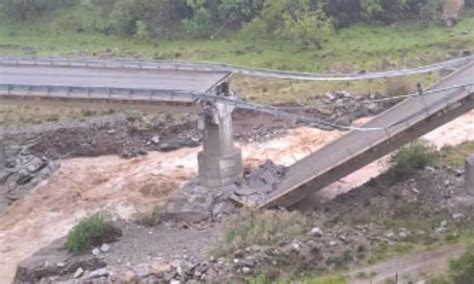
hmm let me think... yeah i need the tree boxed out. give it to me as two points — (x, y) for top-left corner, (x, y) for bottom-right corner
(218, 0), (264, 27)
(276, 4), (333, 49)
(0, 0), (74, 21)
(240, 17), (267, 48)
(182, 7), (214, 38)
(107, 0), (186, 37)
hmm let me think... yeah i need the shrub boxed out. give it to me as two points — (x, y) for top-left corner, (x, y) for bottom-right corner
(418, 0), (443, 27)
(390, 142), (436, 178)
(134, 206), (162, 227)
(66, 212), (121, 253)
(215, 208), (306, 257)
(183, 8), (214, 39)
(276, 6), (334, 49)
(384, 77), (412, 98)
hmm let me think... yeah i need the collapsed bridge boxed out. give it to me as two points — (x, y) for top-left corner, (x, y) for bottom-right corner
(0, 56), (473, 208)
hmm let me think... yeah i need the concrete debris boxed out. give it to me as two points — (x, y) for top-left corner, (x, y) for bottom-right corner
(309, 227), (323, 237)
(233, 160), (288, 206)
(88, 268), (109, 279)
(100, 244), (111, 253)
(92, 248), (101, 257)
(73, 267), (84, 279)
(164, 160), (287, 222)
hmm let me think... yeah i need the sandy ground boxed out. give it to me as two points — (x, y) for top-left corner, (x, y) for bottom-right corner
(0, 111), (472, 283)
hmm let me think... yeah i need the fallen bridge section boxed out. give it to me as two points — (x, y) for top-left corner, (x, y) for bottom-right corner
(240, 63), (474, 208)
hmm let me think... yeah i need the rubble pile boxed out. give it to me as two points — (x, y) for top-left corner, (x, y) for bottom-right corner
(164, 160), (288, 222)
(0, 151), (58, 213)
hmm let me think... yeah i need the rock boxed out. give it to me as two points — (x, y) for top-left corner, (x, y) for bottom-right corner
(367, 102), (382, 114)
(211, 202), (236, 219)
(92, 248), (101, 256)
(334, 116), (351, 127)
(292, 241), (302, 251)
(100, 244), (110, 253)
(440, 220), (448, 228)
(16, 169), (33, 185)
(151, 135), (161, 144)
(399, 232), (408, 239)
(89, 268), (109, 279)
(309, 227), (323, 237)
(107, 129), (116, 135)
(56, 262), (65, 268)
(444, 180), (451, 187)
(435, 221), (449, 235)
(435, 227), (449, 235)
(454, 168), (464, 177)
(242, 267), (252, 275)
(170, 280), (181, 284)
(325, 92), (336, 101)
(74, 267), (84, 279)
(243, 258), (256, 268)
(453, 213), (465, 221)
(329, 241), (337, 247)
(385, 231), (396, 240)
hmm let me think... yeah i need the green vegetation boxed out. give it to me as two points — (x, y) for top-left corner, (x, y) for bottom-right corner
(449, 244), (474, 284)
(437, 142), (474, 168)
(248, 274), (347, 284)
(215, 209), (307, 257)
(390, 142), (436, 178)
(66, 212), (120, 253)
(430, 244), (474, 284)
(2, 0), (459, 40)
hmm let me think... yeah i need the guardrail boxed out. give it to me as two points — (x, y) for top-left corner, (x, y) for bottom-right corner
(1, 55), (473, 81)
(0, 83), (377, 130)
(0, 84), (197, 102)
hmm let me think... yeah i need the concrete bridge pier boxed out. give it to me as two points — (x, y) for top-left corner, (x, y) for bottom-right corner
(198, 82), (243, 188)
(466, 155), (474, 195)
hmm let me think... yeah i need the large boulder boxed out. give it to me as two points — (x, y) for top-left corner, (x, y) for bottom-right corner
(443, 0), (465, 27)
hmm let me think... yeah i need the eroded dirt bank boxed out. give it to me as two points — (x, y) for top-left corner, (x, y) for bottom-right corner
(0, 110), (473, 283)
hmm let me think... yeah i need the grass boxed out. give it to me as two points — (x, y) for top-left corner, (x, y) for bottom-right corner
(65, 212), (120, 253)
(430, 243), (474, 284)
(0, 104), (115, 126)
(1, 9), (473, 73)
(437, 142), (474, 168)
(248, 274), (347, 284)
(389, 141), (437, 178)
(214, 209), (307, 257)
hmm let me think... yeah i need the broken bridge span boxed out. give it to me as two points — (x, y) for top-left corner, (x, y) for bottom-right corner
(1, 57), (473, 209)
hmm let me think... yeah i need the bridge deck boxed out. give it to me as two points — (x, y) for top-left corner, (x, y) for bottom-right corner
(0, 65), (229, 93)
(251, 63), (474, 208)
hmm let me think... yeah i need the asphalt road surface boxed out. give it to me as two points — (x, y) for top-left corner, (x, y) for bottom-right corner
(0, 65), (229, 93)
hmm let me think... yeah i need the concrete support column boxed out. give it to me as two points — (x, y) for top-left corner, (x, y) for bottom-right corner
(198, 83), (243, 188)
(466, 155), (474, 195)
